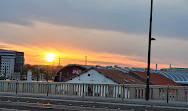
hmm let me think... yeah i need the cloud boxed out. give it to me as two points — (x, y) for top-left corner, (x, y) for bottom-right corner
(0, 0), (188, 40)
(0, 21), (187, 69)
(0, 21), (148, 57)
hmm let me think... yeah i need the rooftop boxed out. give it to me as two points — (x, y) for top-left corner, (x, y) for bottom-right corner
(96, 68), (145, 84)
(134, 71), (181, 86)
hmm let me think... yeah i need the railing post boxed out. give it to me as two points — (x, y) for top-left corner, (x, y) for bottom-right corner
(152, 86), (160, 100)
(16, 80), (18, 94)
(122, 84), (125, 102)
(50, 82), (56, 94)
(18, 81), (23, 93)
(108, 85), (114, 97)
(68, 84), (74, 95)
(167, 85), (169, 103)
(47, 81), (49, 96)
(34, 82), (39, 93)
(142, 86), (146, 99)
(174, 89), (177, 101)
(129, 87), (136, 99)
(178, 87), (185, 102)
(4, 81), (8, 92)
(82, 83), (84, 98)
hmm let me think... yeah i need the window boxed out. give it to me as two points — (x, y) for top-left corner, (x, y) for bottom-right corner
(123, 79), (128, 83)
(131, 79), (135, 83)
(88, 74), (90, 76)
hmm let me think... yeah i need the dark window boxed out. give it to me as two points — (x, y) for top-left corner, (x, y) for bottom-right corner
(88, 74), (90, 76)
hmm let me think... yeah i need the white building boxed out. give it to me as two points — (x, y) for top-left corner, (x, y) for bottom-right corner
(66, 68), (117, 84)
(54, 64), (144, 85)
(54, 65), (145, 97)
(0, 49), (24, 79)
(0, 50), (16, 78)
(1, 56), (15, 78)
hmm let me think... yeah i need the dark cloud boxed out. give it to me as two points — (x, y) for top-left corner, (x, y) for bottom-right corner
(1, 0), (187, 39)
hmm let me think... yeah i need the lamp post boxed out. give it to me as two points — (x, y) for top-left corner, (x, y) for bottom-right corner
(85, 55), (88, 65)
(59, 57), (63, 66)
(146, 0), (155, 101)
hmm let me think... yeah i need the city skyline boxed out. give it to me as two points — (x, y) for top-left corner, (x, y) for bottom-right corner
(0, 0), (188, 69)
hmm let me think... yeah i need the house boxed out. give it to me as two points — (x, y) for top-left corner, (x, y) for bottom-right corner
(54, 64), (181, 97)
(66, 67), (145, 84)
(54, 64), (144, 85)
(54, 64), (180, 86)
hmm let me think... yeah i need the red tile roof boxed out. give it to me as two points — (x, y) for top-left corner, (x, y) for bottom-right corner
(134, 71), (181, 86)
(97, 68), (145, 84)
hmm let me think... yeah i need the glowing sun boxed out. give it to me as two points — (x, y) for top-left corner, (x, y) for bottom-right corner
(45, 53), (56, 62)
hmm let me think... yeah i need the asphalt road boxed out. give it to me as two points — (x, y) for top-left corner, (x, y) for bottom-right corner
(0, 97), (187, 111)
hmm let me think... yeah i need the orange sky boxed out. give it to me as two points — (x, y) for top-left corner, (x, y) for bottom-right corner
(0, 1), (188, 70)
(0, 41), (172, 69)
(0, 21), (187, 69)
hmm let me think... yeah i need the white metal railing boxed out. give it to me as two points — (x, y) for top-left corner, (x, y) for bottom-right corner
(0, 80), (187, 102)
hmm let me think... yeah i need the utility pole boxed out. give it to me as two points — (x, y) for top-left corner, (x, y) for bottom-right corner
(59, 57), (63, 66)
(85, 55), (88, 65)
(146, 0), (155, 101)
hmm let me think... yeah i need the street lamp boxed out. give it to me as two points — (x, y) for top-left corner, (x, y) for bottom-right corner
(146, 0), (155, 101)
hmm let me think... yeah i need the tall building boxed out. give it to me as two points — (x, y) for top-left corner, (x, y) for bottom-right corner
(0, 49), (24, 79)
(14, 52), (24, 73)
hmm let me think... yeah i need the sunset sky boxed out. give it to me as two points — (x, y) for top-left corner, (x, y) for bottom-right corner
(0, 0), (188, 69)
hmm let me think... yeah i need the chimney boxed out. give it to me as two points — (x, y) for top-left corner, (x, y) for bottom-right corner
(156, 64), (157, 70)
(170, 64), (172, 69)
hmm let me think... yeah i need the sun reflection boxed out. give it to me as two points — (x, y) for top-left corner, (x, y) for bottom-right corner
(45, 53), (56, 62)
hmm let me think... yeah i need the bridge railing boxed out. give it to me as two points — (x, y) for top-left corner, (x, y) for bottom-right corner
(0, 80), (187, 102)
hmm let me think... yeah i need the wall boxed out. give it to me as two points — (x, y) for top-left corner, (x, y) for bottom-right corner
(66, 69), (117, 84)
(0, 80), (188, 102)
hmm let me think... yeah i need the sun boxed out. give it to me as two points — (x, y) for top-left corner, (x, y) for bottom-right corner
(45, 53), (56, 62)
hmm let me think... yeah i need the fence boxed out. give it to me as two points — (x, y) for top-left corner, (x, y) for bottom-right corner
(0, 80), (187, 102)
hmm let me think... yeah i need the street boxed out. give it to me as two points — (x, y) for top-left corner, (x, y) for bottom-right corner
(0, 96), (187, 111)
